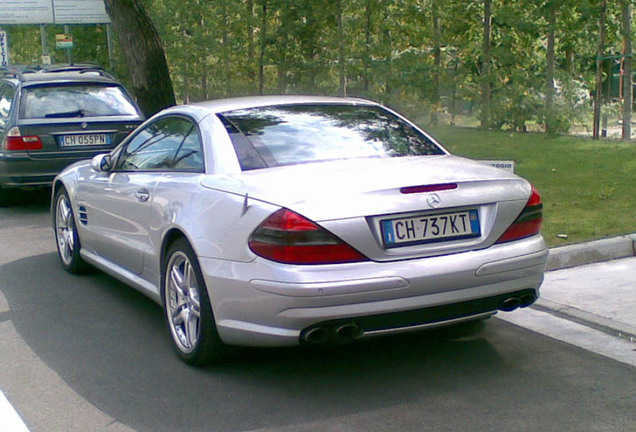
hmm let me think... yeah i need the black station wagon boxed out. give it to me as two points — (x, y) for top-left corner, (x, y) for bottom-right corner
(0, 65), (143, 202)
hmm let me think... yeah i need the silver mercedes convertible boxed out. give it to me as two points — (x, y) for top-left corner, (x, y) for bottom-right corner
(52, 96), (548, 365)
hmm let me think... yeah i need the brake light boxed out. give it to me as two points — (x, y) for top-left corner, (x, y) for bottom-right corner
(401, 183), (458, 194)
(496, 186), (543, 244)
(4, 127), (43, 151)
(249, 208), (368, 265)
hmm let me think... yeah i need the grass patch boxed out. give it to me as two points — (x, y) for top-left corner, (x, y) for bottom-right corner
(427, 127), (636, 247)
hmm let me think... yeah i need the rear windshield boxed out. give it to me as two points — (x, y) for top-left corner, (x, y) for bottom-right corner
(219, 104), (444, 170)
(20, 83), (140, 119)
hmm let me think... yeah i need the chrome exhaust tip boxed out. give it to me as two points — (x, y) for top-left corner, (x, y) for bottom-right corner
(500, 297), (521, 312)
(334, 323), (362, 340)
(302, 327), (328, 344)
(520, 294), (537, 308)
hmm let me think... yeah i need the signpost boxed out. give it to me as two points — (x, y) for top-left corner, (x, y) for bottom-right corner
(0, 0), (112, 67)
(0, 0), (54, 25)
(53, 0), (110, 25)
(55, 34), (73, 49)
(0, 0), (110, 25)
(0, 30), (8, 67)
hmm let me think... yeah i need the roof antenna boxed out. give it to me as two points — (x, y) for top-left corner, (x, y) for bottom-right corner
(242, 193), (250, 216)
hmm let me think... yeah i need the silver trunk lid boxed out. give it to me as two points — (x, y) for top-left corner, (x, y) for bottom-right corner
(203, 155), (531, 261)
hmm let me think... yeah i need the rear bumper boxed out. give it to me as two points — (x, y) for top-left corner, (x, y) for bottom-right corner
(199, 234), (548, 347)
(0, 152), (85, 188)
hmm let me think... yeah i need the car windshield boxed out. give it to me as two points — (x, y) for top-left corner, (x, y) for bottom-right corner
(21, 83), (140, 119)
(219, 104), (444, 170)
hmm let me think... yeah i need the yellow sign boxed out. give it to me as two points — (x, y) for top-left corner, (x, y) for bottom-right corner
(55, 34), (74, 49)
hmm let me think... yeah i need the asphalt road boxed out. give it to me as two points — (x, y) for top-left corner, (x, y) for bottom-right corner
(1, 191), (635, 432)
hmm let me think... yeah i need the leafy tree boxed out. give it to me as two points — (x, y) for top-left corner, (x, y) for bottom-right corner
(104, 0), (175, 116)
(621, 0), (632, 141)
(3, 0), (632, 138)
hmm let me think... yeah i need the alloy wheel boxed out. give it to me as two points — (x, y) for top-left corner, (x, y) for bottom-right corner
(166, 251), (201, 354)
(55, 194), (75, 266)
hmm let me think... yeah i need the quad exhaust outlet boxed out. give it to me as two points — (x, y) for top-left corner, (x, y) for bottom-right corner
(499, 293), (537, 312)
(301, 322), (362, 344)
(301, 290), (538, 345)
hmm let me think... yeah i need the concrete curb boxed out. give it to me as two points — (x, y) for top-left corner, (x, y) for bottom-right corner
(533, 233), (636, 344)
(533, 299), (636, 343)
(546, 234), (636, 271)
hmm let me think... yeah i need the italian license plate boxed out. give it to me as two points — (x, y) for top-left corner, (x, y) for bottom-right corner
(60, 134), (111, 147)
(381, 209), (480, 248)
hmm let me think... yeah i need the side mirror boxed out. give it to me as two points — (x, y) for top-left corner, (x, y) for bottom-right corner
(91, 154), (112, 173)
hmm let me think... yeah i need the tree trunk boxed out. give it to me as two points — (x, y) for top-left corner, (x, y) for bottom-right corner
(480, 0), (492, 130)
(103, 0), (175, 116)
(337, 0), (346, 97)
(221, 2), (231, 96)
(277, 32), (288, 94)
(431, 1), (441, 125)
(383, 8), (393, 102)
(277, 0), (289, 94)
(247, 0), (256, 84)
(564, 45), (575, 75)
(363, 0), (372, 93)
(545, 0), (556, 135)
(259, 0), (267, 95)
(622, 0), (632, 141)
(593, 0), (607, 140)
(183, 62), (189, 104)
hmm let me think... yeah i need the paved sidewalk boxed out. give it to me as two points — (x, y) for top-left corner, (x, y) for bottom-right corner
(536, 257), (636, 342)
(533, 235), (636, 343)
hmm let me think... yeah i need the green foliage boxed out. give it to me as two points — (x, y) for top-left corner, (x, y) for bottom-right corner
(429, 126), (636, 246)
(1, 0), (630, 135)
(3, 24), (112, 65)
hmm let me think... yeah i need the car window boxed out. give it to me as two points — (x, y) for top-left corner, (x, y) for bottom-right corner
(116, 116), (203, 172)
(219, 104), (444, 170)
(20, 83), (139, 119)
(173, 127), (204, 172)
(0, 83), (14, 129)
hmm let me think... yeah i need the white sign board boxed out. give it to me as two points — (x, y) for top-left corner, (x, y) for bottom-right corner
(0, 0), (110, 24)
(0, 31), (8, 67)
(479, 160), (516, 173)
(0, 0), (54, 24)
(53, 0), (110, 24)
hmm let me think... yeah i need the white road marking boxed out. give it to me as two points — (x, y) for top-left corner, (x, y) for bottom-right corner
(497, 308), (636, 368)
(0, 390), (30, 432)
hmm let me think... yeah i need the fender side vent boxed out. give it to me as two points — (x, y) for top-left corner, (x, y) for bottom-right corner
(78, 206), (88, 225)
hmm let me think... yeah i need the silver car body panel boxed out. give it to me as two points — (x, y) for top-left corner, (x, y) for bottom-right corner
(54, 96), (548, 347)
(197, 235), (546, 346)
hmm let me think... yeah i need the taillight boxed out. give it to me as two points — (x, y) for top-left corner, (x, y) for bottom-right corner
(249, 208), (368, 265)
(4, 127), (43, 151)
(496, 186), (543, 244)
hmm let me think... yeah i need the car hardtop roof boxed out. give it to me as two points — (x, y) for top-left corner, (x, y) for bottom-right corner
(19, 71), (122, 86)
(1, 63), (115, 81)
(192, 95), (379, 114)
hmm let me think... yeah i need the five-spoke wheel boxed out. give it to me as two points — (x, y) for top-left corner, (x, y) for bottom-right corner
(54, 187), (87, 273)
(163, 238), (229, 365)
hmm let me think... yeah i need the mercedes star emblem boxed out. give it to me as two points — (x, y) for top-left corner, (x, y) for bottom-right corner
(427, 193), (442, 208)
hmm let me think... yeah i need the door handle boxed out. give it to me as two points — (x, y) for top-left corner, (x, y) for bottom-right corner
(135, 189), (150, 202)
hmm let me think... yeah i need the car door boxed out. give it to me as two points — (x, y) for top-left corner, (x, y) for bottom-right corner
(82, 116), (195, 274)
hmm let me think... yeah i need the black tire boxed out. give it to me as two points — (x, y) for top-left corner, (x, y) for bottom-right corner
(0, 186), (13, 206)
(162, 238), (232, 366)
(53, 187), (88, 273)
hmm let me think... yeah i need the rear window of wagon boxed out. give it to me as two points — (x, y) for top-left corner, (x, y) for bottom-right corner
(20, 83), (140, 119)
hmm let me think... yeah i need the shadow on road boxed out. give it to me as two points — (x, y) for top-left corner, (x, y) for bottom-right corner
(0, 188), (51, 209)
(1, 253), (506, 432)
(3, 253), (634, 432)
